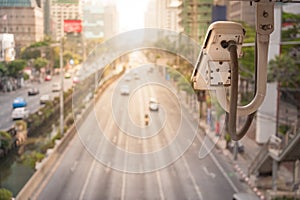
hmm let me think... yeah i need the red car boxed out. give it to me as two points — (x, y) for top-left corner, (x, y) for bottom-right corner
(73, 76), (80, 84)
(45, 75), (52, 81)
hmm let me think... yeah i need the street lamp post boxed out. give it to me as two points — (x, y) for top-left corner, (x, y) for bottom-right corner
(59, 39), (64, 136)
(50, 41), (64, 136)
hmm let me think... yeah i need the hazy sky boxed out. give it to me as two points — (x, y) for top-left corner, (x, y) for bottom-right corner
(115, 0), (149, 31)
(86, 0), (149, 31)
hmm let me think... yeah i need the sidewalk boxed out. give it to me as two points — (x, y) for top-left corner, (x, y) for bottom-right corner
(177, 88), (298, 199)
(199, 118), (298, 200)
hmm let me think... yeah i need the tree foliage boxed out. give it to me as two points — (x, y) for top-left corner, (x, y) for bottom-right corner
(0, 131), (12, 152)
(268, 53), (299, 87)
(33, 57), (48, 72)
(239, 23), (256, 80)
(282, 12), (300, 41)
(267, 11), (300, 88)
(20, 40), (51, 60)
(0, 188), (12, 200)
(5, 59), (27, 78)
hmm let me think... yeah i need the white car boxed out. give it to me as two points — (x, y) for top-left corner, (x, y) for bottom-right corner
(52, 82), (61, 92)
(120, 85), (130, 95)
(40, 94), (51, 104)
(124, 76), (131, 82)
(12, 107), (29, 120)
(149, 97), (159, 111)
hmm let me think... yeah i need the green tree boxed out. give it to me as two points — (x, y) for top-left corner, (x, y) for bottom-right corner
(0, 62), (7, 76)
(239, 23), (256, 80)
(33, 57), (49, 72)
(281, 12), (300, 55)
(0, 188), (13, 200)
(282, 12), (300, 41)
(6, 59), (27, 78)
(0, 131), (12, 153)
(268, 53), (299, 88)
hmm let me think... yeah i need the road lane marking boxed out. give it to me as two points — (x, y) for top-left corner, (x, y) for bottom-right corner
(156, 171), (165, 200)
(79, 110), (116, 200)
(198, 134), (239, 193)
(171, 166), (177, 177)
(181, 155), (203, 200)
(105, 162), (111, 173)
(113, 135), (117, 143)
(183, 114), (240, 193)
(202, 166), (216, 179)
(121, 135), (128, 200)
(121, 171), (126, 200)
(70, 161), (78, 172)
(79, 158), (96, 200)
(183, 111), (239, 193)
(33, 135), (79, 199)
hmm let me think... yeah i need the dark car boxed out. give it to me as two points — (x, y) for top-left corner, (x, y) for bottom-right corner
(28, 88), (39, 96)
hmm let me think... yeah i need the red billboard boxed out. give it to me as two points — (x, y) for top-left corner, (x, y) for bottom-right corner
(64, 20), (82, 33)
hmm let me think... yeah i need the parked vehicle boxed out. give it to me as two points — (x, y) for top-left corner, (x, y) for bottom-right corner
(12, 97), (27, 108)
(12, 107), (29, 120)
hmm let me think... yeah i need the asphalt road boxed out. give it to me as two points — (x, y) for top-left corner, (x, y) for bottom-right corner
(0, 75), (73, 130)
(36, 66), (251, 200)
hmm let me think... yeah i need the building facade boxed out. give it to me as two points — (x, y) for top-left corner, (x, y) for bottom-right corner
(179, 0), (213, 43)
(145, 0), (182, 32)
(50, 0), (82, 41)
(227, 1), (255, 26)
(0, 0), (44, 52)
(82, 1), (105, 39)
(103, 3), (118, 39)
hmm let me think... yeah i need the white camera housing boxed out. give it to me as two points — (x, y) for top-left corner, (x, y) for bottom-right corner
(191, 21), (245, 90)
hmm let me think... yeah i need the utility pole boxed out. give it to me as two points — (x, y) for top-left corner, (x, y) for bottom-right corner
(60, 38), (64, 136)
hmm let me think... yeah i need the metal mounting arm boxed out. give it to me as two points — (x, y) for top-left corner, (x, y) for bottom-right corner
(216, 1), (274, 116)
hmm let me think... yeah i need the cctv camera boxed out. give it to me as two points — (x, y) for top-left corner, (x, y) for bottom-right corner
(191, 21), (245, 90)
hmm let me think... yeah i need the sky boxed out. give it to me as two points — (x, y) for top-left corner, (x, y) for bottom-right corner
(115, 0), (149, 31)
(86, 0), (150, 31)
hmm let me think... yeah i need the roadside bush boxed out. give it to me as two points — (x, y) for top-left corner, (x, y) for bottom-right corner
(52, 133), (62, 142)
(0, 188), (12, 200)
(66, 116), (74, 127)
(0, 131), (13, 152)
(20, 151), (45, 168)
(40, 137), (57, 154)
(15, 120), (27, 131)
